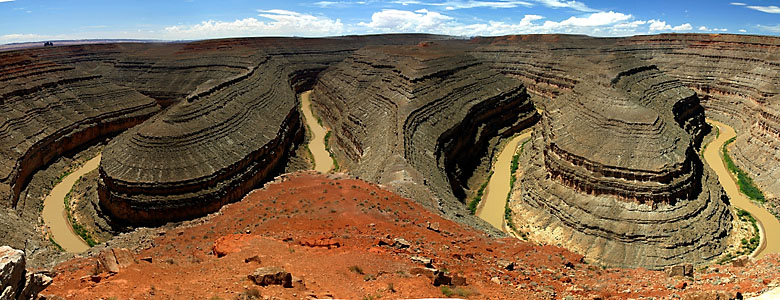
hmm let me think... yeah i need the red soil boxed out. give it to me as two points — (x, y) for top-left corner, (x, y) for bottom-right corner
(42, 172), (780, 299)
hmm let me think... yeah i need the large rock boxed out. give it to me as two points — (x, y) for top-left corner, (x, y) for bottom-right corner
(0, 246), (51, 300)
(248, 267), (292, 288)
(509, 56), (732, 269)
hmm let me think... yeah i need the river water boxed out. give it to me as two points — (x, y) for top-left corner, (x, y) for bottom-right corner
(477, 131), (532, 230)
(703, 120), (780, 258)
(300, 91), (333, 173)
(41, 154), (100, 253)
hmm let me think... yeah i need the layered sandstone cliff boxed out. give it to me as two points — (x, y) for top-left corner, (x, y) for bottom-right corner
(471, 34), (780, 208)
(98, 56), (304, 225)
(509, 56), (732, 268)
(0, 51), (159, 207)
(312, 44), (538, 214)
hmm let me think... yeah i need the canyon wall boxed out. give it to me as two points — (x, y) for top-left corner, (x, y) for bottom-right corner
(312, 44), (538, 217)
(471, 34), (780, 209)
(509, 56), (732, 268)
(0, 50), (160, 207)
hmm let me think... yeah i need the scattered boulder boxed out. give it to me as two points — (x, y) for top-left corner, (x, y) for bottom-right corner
(248, 267), (292, 288)
(0, 246), (52, 300)
(410, 256), (433, 268)
(299, 237), (340, 249)
(410, 267), (436, 279)
(213, 234), (252, 258)
(97, 248), (134, 274)
(393, 238), (411, 249)
(244, 255), (262, 264)
(431, 270), (466, 286)
(426, 222), (440, 232)
(731, 256), (750, 268)
(497, 259), (515, 271)
(666, 264), (694, 278)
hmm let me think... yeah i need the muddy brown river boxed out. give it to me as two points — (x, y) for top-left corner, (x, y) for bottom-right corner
(301, 91), (333, 173)
(42, 154), (100, 253)
(704, 120), (780, 258)
(477, 131), (532, 230)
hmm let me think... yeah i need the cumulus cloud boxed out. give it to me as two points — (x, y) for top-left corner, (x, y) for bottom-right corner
(730, 2), (746, 5)
(0, 0), (15, 3)
(739, 29), (747, 32)
(359, 9), (454, 32)
(358, 9), (677, 37)
(648, 19), (692, 32)
(163, 9), (344, 39)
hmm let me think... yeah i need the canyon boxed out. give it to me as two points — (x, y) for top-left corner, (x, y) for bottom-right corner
(0, 33), (778, 298)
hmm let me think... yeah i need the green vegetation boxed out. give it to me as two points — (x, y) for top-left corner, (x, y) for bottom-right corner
(736, 208), (760, 256)
(468, 171), (493, 214)
(349, 265), (365, 275)
(323, 131), (340, 172)
(722, 137), (766, 203)
(504, 138), (531, 240)
(64, 183), (97, 247)
(49, 237), (64, 252)
(53, 170), (72, 185)
(440, 285), (472, 298)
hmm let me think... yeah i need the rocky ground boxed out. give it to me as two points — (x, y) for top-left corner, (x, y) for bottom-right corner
(39, 173), (780, 299)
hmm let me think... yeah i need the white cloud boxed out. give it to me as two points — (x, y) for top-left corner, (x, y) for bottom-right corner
(746, 5), (780, 13)
(739, 29), (747, 32)
(359, 9), (454, 32)
(163, 9), (344, 39)
(551, 11), (631, 27)
(0, 33), (48, 44)
(730, 2), (746, 5)
(0, 0), (15, 3)
(697, 25), (728, 32)
(648, 19), (692, 32)
(535, 0), (596, 12)
(757, 24), (780, 32)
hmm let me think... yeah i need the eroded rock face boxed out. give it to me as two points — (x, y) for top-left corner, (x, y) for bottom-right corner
(0, 51), (160, 207)
(510, 56), (732, 268)
(98, 56), (304, 225)
(312, 44), (538, 212)
(471, 33), (780, 210)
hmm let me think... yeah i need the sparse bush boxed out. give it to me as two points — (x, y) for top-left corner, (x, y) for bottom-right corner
(349, 265), (365, 275)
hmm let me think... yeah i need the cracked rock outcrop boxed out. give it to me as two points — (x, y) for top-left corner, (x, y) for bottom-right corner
(311, 44), (538, 214)
(509, 56), (732, 268)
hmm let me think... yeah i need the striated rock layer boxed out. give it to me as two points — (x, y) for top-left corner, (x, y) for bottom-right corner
(312, 45), (538, 214)
(471, 33), (780, 207)
(98, 56), (305, 225)
(96, 36), (448, 225)
(0, 51), (160, 207)
(510, 56), (732, 268)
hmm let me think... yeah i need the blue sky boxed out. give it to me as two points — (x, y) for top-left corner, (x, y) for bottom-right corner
(1, 0), (780, 44)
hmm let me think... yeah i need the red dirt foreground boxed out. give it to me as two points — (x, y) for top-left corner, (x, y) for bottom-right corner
(42, 172), (780, 299)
